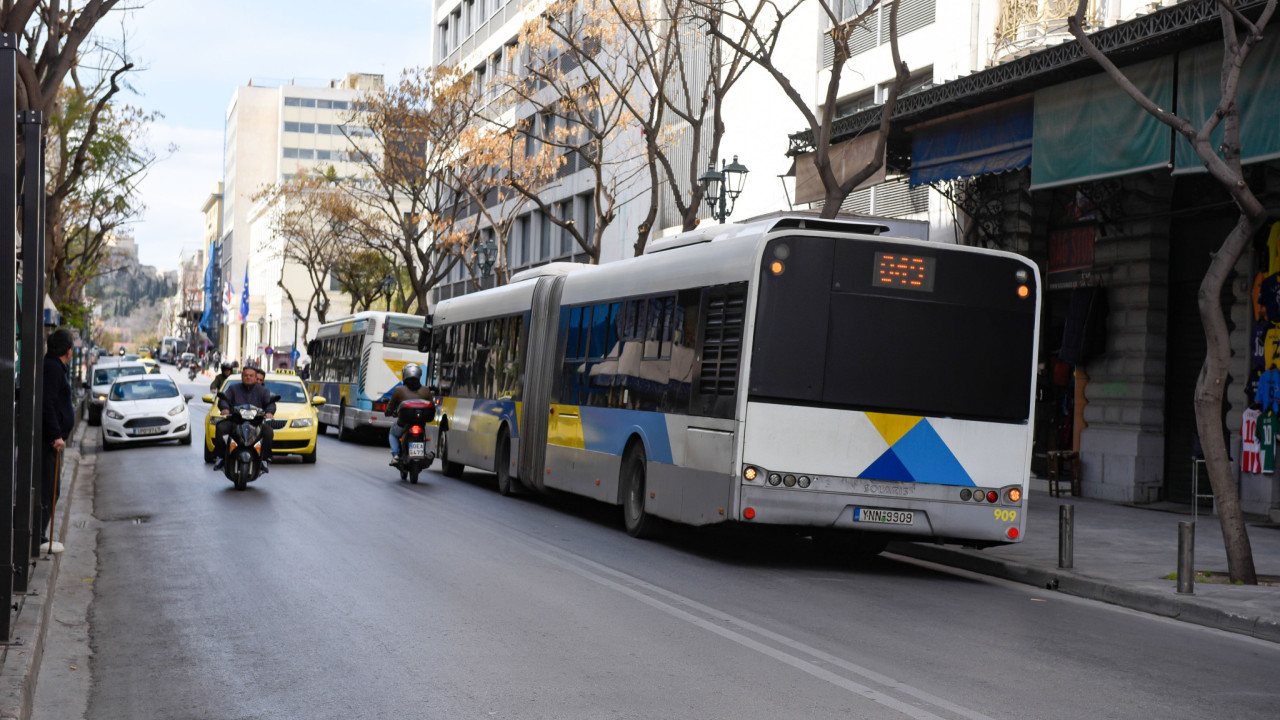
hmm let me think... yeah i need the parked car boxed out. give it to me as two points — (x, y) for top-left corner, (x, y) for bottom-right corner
(100, 375), (192, 450)
(203, 369), (325, 464)
(85, 360), (148, 425)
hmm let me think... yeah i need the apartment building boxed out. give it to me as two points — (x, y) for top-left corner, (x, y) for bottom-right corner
(221, 73), (382, 362)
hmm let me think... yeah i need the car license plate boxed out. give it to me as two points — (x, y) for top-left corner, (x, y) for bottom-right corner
(132, 427), (165, 436)
(853, 507), (913, 525)
(408, 442), (426, 458)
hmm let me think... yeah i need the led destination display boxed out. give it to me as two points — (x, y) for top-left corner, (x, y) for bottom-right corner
(873, 252), (935, 292)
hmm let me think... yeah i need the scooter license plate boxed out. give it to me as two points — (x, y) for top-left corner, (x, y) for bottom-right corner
(408, 442), (426, 458)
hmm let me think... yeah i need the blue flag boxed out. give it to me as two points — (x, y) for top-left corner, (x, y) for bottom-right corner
(240, 267), (250, 322)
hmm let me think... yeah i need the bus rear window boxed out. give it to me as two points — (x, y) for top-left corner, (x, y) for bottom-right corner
(749, 237), (1037, 423)
(384, 317), (423, 348)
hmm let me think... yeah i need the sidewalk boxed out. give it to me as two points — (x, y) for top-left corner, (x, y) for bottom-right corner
(0, 420), (92, 720)
(888, 485), (1280, 642)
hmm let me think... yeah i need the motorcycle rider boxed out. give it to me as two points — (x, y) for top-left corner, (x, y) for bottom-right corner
(210, 361), (233, 393)
(213, 364), (276, 472)
(385, 363), (434, 465)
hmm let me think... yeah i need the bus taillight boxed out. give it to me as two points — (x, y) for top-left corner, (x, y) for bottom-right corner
(1007, 488), (1022, 503)
(1007, 527), (1019, 539)
(986, 491), (998, 503)
(743, 507), (756, 520)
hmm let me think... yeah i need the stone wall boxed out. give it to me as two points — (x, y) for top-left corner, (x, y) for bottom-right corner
(1078, 174), (1173, 503)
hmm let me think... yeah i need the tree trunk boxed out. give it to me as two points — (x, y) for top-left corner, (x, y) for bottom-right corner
(1196, 213), (1258, 584)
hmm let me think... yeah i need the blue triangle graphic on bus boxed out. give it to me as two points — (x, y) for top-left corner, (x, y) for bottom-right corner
(860, 449), (915, 483)
(893, 421), (975, 487)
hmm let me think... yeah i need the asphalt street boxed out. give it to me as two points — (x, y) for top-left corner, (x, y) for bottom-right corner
(68, 369), (1280, 719)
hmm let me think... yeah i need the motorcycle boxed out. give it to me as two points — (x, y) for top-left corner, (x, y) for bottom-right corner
(187, 366), (199, 381)
(394, 399), (436, 484)
(216, 391), (281, 491)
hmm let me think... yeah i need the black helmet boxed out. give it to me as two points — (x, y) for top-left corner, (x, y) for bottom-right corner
(402, 363), (422, 382)
(221, 362), (233, 372)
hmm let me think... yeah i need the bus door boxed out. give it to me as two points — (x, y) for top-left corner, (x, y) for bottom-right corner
(518, 275), (565, 492)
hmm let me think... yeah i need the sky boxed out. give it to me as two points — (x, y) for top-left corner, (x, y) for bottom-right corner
(115, 0), (435, 270)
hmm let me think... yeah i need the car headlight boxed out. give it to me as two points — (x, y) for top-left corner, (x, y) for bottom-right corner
(104, 408), (124, 420)
(167, 404), (185, 417)
(290, 418), (313, 428)
(96, 394), (107, 402)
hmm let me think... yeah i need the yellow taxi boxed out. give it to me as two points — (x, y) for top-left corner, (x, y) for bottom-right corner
(202, 369), (326, 464)
(139, 358), (161, 375)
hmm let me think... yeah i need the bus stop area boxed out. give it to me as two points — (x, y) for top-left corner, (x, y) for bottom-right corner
(889, 485), (1280, 644)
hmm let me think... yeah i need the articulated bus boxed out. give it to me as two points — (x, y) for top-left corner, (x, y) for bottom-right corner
(425, 213), (1040, 551)
(307, 311), (429, 441)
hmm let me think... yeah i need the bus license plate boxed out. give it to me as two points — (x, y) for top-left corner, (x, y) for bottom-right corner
(854, 508), (913, 525)
(132, 427), (165, 436)
(408, 442), (426, 458)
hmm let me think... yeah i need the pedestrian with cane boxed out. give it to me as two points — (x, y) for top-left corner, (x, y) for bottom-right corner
(41, 328), (76, 554)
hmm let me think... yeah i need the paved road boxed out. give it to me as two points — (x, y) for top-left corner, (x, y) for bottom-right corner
(76, 369), (1280, 719)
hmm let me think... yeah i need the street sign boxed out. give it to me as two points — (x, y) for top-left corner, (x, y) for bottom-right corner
(264, 346), (274, 355)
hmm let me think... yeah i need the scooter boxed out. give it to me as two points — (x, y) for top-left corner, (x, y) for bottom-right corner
(216, 391), (281, 491)
(187, 366), (199, 381)
(394, 399), (436, 484)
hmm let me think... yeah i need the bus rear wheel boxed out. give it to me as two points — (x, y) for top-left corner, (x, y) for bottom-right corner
(621, 444), (655, 539)
(439, 425), (464, 478)
(495, 429), (515, 496)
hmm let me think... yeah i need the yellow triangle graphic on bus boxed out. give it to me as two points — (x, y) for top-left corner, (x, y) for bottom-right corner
(865, 412), (922, 447)
(384, 358), (412, 376)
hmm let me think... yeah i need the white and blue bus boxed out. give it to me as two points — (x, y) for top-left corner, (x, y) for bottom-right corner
(307, 311), (429, 440)
(426, 214), (1040, 551)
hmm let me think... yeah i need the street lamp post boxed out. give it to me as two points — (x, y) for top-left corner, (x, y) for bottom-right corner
(699, 155), (750, 224)
(256, 315), (265, 365)
(475, 237), (498, 278)
(381, 274), (395, 312)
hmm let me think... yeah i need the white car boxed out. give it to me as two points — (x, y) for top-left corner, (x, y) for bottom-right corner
(100, 375), (193, 450)
(85, 360), (148, 425)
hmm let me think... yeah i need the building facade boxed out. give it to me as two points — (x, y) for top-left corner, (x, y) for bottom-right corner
(221, 73), (384, 363)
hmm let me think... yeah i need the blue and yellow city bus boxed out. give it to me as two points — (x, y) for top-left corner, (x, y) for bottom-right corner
(307, 311), (429, 440)
(427, 214), (1041, 551)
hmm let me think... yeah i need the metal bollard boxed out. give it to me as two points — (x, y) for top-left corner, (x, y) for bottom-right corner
(1058, 505), (1074, 569)
(1177, 521), (1195, 595)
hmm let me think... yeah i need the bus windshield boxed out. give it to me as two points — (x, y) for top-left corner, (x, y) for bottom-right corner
(749, 236), (1037, 423)
(384, 316), (423, 348)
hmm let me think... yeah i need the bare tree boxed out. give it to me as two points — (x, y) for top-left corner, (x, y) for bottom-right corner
(340, 66), (474, 312)
(257, 175), (358, 341)
(533, 0), (755, 254)
(699, 0), (908, 217)
(1069, 0), (1276, 584)
(492, 3), (650, 264)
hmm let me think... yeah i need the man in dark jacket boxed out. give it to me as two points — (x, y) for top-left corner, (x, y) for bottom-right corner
(210, 361), (233, 394)
(41, 329), (76, 546)
(213, 365), (276, 471)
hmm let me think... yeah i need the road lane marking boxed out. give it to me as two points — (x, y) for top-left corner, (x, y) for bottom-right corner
(520, 539), (996, 720)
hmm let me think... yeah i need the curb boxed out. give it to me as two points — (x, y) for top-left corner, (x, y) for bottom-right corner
(887, 541), (1280, 644)
(0, 422), (87, 720)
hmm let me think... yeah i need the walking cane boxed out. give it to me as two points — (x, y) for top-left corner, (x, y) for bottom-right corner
(45, 448), (63, 557)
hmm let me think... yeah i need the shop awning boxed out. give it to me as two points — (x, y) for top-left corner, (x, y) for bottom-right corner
(1174, 32), (1280, 174)
(794, 133), (886, 205)
(1030, 57), (1174, 190)
(908, 99), (1032, 187)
